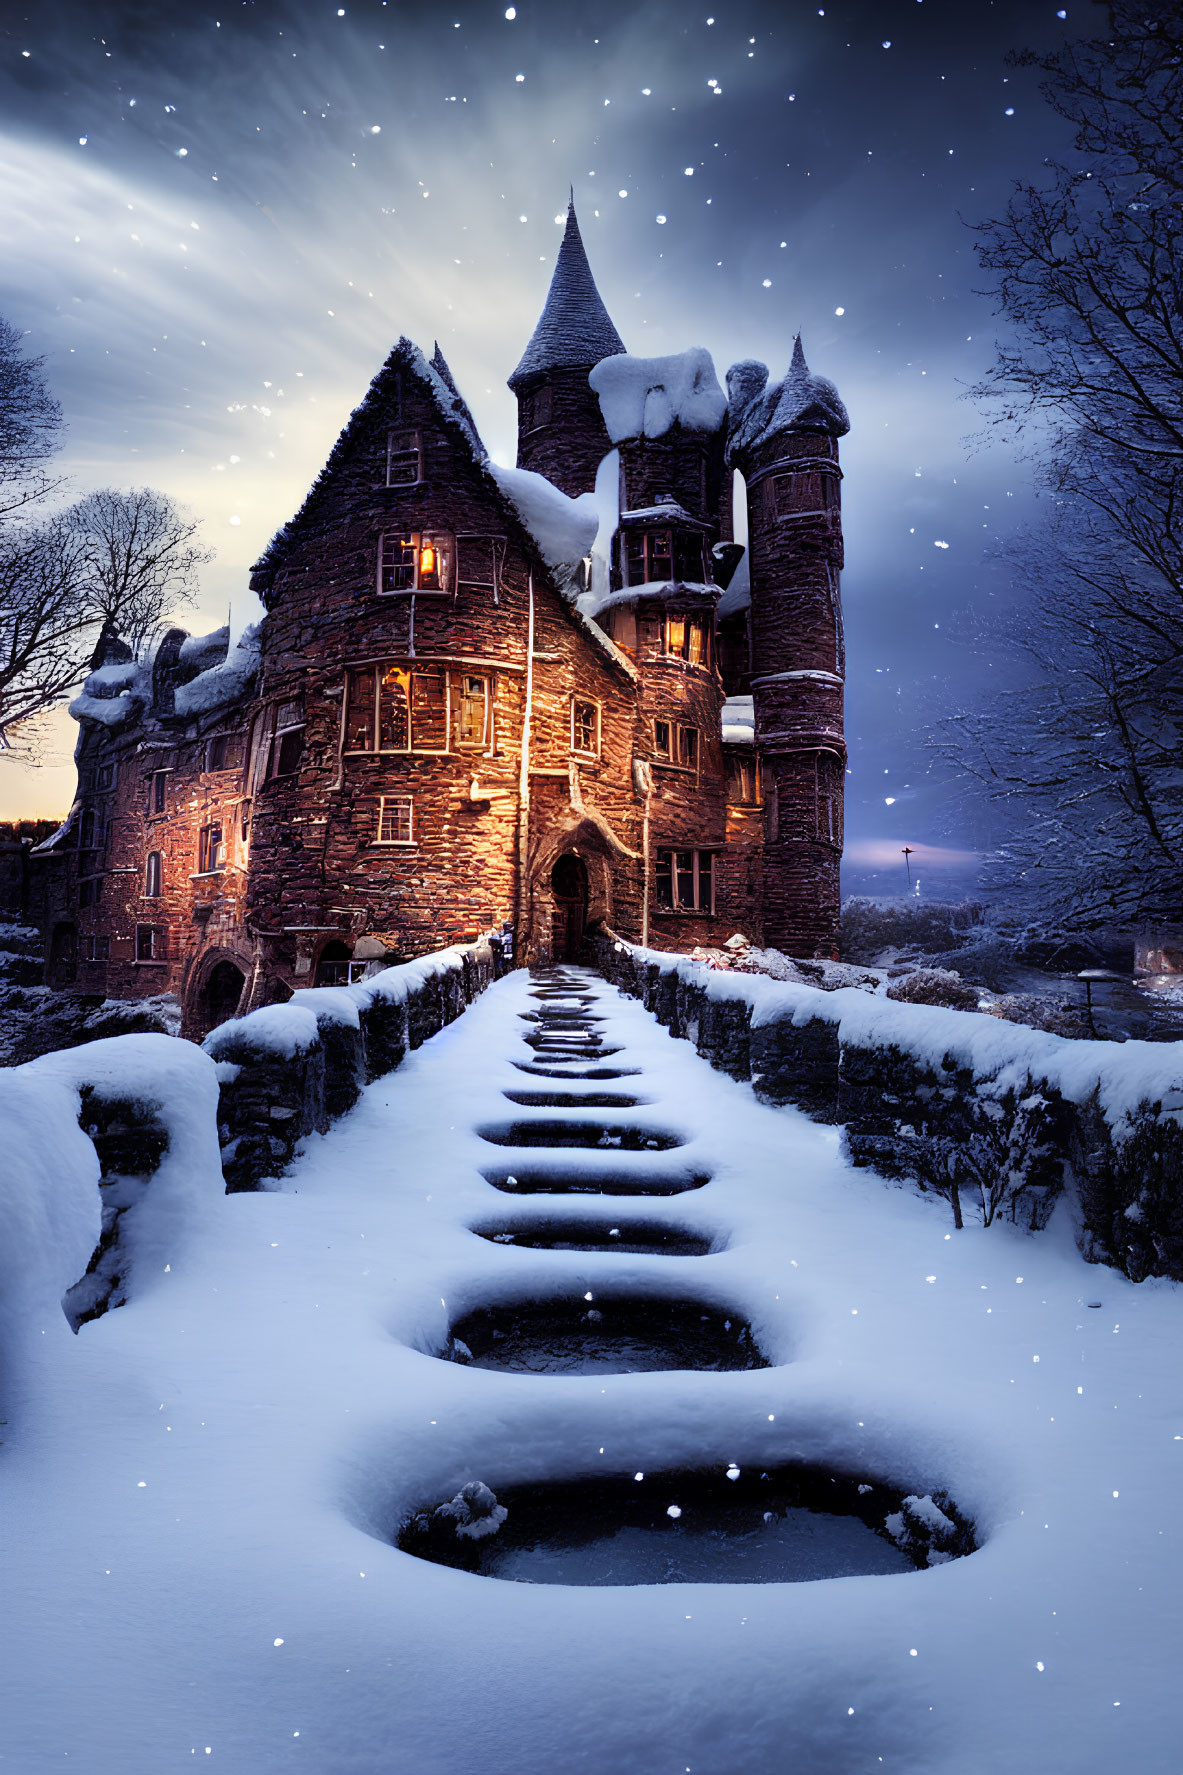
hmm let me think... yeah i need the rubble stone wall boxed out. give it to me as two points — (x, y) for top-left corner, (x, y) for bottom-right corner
(206, 941), (495, 1191)
(593, 932), (1183, 1284)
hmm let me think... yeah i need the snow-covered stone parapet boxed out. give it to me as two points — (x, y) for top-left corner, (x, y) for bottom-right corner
(205, 941), (496, 1191)
(592, 932), (1183, 1284)
(589, 348), (727, 444)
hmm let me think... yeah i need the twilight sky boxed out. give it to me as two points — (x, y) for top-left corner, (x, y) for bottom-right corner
(0, 0), (1083, 893)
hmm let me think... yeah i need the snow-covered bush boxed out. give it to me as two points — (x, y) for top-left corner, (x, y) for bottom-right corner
(886, 967), (981, 1010)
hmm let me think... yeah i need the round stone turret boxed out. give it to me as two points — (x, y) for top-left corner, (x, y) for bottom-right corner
(725, 336), (849, 958)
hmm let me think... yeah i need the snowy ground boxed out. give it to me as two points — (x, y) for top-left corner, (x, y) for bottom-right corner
(2, 969), (1181, 1773)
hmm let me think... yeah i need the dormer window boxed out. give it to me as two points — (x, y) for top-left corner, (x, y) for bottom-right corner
(378, 532), (450, 594)
(386, 429), (423, 486)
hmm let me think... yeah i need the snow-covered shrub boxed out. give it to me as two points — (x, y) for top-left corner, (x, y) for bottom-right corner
(983, 992), (1090, 1039)
(884, 1492), (975, 1568)
(886, 968), (981, 1010)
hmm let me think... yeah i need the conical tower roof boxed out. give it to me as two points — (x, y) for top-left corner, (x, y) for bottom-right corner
(508, 199), (625, 391)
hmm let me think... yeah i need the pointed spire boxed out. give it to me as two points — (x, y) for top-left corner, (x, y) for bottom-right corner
(508, 198), (625, 390)
(788, 333), (808, 378)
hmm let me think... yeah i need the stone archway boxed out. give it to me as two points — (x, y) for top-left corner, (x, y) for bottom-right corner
(551, 852), (589, 962)
(189, 954), (247, 1040)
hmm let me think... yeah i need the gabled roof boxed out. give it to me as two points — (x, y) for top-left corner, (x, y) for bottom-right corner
(507, 199), (626, 391)
(249, 338), (487, 603)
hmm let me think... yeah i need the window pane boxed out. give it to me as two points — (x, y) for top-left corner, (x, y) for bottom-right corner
(698, 852), (712, 910)
(153, 772), (167, 813)
(412, 670), (448, 750)
(655, 851), (673, 910)
(380, 535), (416, 593)
(687, 619), (705, 666)
(573, 700), (596, 752)
(625, 534), (645, 585)
(275, 728), (304, 775)
(666, 615), (686, 657)
(654, 719), (671, 758)
(638, 612), (663, 654)
(454, 673), (487, 747)
(675, 533), (704, 581)
(650, 531), (672, 578)
(418, 536), (444, 591)
(679, 726), (698, 768)
(676, 852), (695, 908)
(387, 430), (421, 485)
(347, 670), (376, 751)
(379, 667), (409, 750)
(378, 795), (413, 843)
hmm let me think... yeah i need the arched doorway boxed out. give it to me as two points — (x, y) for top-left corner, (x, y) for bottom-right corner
(193, 957), (246, 1038)
(551, 852), (589, 962)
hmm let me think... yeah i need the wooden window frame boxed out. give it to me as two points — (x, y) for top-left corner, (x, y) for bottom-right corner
(377, 531), (451, 596)
(81, 934), (111, 963)
(376, 794), (415, 846)
(453, 672), (491, 751)
(652, 718), (699, 774)
(197, 823), (226, 875)
(654, 847), (716, 915)
(570, 697), (601, 759)
(386, 428), (424, 487)
(134, 923), (167, 965)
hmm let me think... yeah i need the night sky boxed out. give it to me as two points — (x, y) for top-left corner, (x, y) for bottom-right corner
(0, 0), (1083, 895)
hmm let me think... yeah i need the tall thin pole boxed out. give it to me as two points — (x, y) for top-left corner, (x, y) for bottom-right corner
(902, 845), (914, 888)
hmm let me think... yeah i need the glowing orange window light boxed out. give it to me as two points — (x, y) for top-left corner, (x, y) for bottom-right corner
(419, 541), (436, 576)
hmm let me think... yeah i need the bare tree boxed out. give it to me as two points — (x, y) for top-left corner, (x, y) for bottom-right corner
(0, 490), (211, 754)
(946, 4), (1183, 927)
(0, 317), (63, 520)
(65, 487), (210, 652)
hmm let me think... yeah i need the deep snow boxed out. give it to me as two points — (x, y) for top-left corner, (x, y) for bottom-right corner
(1, 971), (1181, 1773)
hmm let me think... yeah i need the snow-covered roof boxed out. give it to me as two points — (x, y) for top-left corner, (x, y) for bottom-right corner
(507, 201), (626, 391)
(173, 624), (261, 718)
(726, 335), (849, 464)
(582, 578), (718, 621)
(589, 348), (727, 445)
(716, 549), (750, 619)
(721, 694), (755, 745)
(487, 464), (599, 579)
(619, 502), (705, 528)
(68, 659), (148, 730)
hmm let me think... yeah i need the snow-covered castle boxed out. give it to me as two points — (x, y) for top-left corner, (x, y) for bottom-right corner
(33, 202), (850, 1037)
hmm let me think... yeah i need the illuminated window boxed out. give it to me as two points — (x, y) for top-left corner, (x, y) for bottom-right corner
(144, 851), (163, 897)
(386, 429), (423, 486)
(655, 849), (714, 914)
(376, 794), (414, 844)
(571, 699), (600, 756)
(378, 531), (450, 594)
(453, 674), (489, 749)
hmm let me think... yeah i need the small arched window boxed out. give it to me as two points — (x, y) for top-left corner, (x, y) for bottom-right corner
(144, 851), (163, 898)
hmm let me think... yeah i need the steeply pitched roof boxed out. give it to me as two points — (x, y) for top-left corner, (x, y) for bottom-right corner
(249, 338), (486, 603)
(507, 200), (626, 391)
(725, 334), (849, 465)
